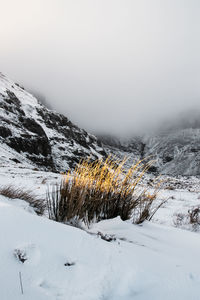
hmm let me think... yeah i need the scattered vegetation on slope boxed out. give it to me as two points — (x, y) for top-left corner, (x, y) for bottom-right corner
(0, 185), (45, 215)
(174, 206), (200, 231)
(47, 156), (163, 226)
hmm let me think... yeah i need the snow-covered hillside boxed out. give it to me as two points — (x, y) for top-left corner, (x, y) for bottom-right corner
(1, 181), (200, 299)
(143, 128), (200, 175)
(100, 127), (200, 175)
(0, 72), (106, 172)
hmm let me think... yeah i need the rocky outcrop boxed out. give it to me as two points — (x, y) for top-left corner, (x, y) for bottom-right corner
(0, 73), (107, 171)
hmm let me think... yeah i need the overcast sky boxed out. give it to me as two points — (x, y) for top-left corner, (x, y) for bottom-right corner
(1, 0), (200, 135)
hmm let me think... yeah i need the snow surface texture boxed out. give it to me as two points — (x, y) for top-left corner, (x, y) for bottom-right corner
(1, 195), (200, 299)
(0, 166), (200, 299)
(0, 72), (106, 172)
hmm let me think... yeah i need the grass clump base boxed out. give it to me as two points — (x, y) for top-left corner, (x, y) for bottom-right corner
(47, 156), (162, 226)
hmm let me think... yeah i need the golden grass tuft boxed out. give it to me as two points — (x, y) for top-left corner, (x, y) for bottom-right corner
(47, 156), (162, 226)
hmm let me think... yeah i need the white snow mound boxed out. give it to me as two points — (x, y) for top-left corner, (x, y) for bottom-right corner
(0, 197), (200, 300)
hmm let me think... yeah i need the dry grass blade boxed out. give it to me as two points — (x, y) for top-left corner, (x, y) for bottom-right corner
(0, 185), (45, 215)
(47, 156), (163, 226)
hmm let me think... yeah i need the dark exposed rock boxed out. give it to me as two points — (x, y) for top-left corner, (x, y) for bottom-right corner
(148, 166), (158, 173)
(0, 126), (12, 138)
(98, 149), (107, 156)
(10, 158), (20, 164)
(72, 149), (87, 157)
(7, 136), (51, 156)
(5, 90), (20, 106)
(36, 108), (74, 130)
(26, 154), (55, 170)
(191, 148), (200, 153)
(77, 138), (91, 149)
(0, 91), (25, 116)
(15, 83), (25, 90)
(163, 156), (173, 163)
(64, 261), (75, 267)
(19, 117), (47, 136)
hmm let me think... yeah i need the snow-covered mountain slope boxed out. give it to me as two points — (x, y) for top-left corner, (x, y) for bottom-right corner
(2, 70), (200, 176)
(97, 135), (144, 170)
(143, 128), (200, 175)
(100, 125), (200, 175)
(0, 72), (107, 172)
(1, 194), (200, 300)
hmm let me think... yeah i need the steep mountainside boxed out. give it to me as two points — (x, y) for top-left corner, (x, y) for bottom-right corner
(0, 73), (106, 172)
(143, 128), (200, 175)
(2, 72), (200, 176)
(100, 126), (200, 176)
(97, 134), (144, 169)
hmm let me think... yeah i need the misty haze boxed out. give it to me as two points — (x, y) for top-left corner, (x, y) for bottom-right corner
(1, 0), (200, 135)
(1, 1), (200, 300)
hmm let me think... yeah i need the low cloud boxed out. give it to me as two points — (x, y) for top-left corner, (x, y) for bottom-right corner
(1, 0), (200, 136)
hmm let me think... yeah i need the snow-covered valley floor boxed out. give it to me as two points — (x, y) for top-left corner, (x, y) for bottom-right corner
(0, 166), (200, 299)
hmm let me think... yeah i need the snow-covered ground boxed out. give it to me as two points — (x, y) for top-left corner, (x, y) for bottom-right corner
(0, 166), (200, 299)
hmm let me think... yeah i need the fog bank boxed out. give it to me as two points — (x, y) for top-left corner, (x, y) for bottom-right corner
(1, 0), (200, 135)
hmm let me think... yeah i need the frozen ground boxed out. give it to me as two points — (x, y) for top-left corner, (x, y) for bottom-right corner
(0, 166), (200, 299)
